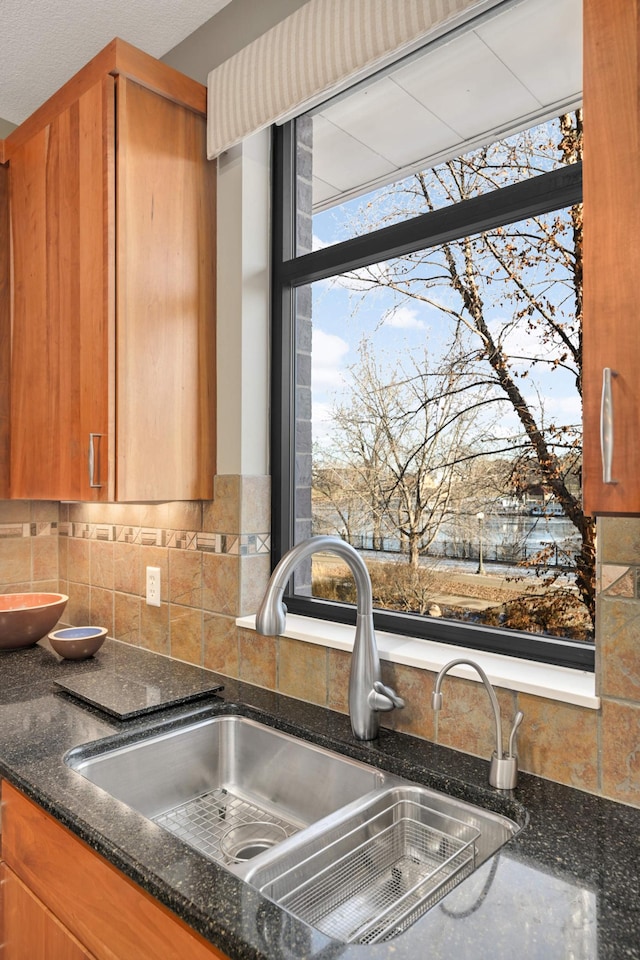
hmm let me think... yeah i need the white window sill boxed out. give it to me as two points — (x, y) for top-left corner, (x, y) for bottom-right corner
(236, 613), (599, 709)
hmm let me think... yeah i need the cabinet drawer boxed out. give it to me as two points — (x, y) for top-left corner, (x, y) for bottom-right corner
(1, 782), (228, 960)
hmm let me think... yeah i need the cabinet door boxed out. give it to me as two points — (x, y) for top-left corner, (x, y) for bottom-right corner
(116, 76), (216, 501)
(2, 782), (228, 960)
(0, 161), (9, 497)
(9, 77), (114, 500)
(582, 0), (640, 514)
(1, 864), (95, 960)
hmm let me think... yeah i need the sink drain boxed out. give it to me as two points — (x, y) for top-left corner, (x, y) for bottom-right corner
(221, 821), (288, 863)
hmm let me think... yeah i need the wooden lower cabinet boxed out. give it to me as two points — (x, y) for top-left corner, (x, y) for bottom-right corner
(1, 864), (95, 960)
(0, 782), (230, 960)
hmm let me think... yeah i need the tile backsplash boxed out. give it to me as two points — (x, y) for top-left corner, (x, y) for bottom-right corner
(2, 492), (640, 809)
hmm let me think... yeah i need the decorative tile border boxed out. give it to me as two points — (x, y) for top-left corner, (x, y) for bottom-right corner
(0, 522), (58, 539)
(54, 521), (271, 557)
(600, 564), (638, 598)
(0, 520), (271, 557)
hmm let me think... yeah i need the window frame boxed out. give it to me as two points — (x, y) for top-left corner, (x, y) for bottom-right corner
(271, 120), (593, 673)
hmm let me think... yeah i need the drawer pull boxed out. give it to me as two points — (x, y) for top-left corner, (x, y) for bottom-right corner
(88, 433), (103, 488)
(600, 368), (617, 485)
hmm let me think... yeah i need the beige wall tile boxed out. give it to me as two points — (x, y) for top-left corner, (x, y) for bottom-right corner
(204, 613), (239, 677)
(327, 648), (351, 714)
(31, 501), (59, 522)
(67, 538), (91, 585)
(239, 554), (271, 616)
(0, 538), (31, 585)
(90, 587), (114, 635)
(114, 592), (141, 646)
(169, 549), (202, 607)
(202, 553), (239, 615)
(66, 583), (91, 626)
(278, 637), (327, 706)
(203, 476), (241, 533)
(138, 503), (170, 528)
(0, 582), (30, 595)
(380, 662), (436, 741)
(434, 675), (516, 761)
(58, 536), (68, 582)
(69, 502), (118, 524)
(37, 579), (61, 594)
(599, 516), (640, 565)
(517, 692), (598, 792)
(240, 476), (270, 534)
(114, 542), (142, 596)
(601, 699), (640, 805)
(165, 501), (203, 532)
(140, 602), (170, 655)
(0, 501), (30, 523)
(238, 627), (276, 688)
(601, 566), (635, 597)
(598, 596), (640, 700)
(170, 604), (203, 665)
(32, 536), (58, 582)
(90, 540), (114, 590)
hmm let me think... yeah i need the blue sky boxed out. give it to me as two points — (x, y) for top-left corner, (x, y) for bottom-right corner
(309, 197), (581, 456)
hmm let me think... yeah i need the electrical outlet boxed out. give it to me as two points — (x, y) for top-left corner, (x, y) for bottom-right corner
(146, 566), (161, 607)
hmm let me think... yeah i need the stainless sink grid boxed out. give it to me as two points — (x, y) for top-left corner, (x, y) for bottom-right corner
(152, 787), (300, 866)
(258, 796), (480, 944)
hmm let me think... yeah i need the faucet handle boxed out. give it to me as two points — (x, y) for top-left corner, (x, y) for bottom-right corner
(368, 681), (405, 712)
(508, 710), (524, 758)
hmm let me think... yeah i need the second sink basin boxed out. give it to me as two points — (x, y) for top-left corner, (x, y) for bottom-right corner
(245, 784), (518, 944)
(66, 713), (392, 865)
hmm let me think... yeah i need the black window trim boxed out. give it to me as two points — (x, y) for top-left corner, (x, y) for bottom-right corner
(271, 121), (593, 673)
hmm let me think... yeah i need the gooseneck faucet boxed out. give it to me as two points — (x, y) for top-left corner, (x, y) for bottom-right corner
(431, 658), (524, 790)
(256, 536), (404, 740)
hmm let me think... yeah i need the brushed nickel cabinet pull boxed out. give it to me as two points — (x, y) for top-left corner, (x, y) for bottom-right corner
(601, 368), (617, 484)
(88, 433), (104, 488)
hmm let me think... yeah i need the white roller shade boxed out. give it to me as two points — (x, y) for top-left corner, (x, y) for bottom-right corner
(206, 0), (494, 159)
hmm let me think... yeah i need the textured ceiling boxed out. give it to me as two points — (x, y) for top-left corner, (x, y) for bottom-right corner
(0, 0), (233, 125)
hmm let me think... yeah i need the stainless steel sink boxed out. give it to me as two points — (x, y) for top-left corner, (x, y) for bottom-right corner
(244, 784), (518, 944)
(66, 712), (521, 942)
(66, 714), (395, 865)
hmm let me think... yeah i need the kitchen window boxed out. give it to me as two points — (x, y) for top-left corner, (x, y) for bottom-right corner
(271, 2), (590, 672)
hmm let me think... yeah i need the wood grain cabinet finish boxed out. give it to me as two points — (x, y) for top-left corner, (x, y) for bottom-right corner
(7, 42), (216, 502)
(1, 864), (96, 960)
(0, 161), (9, 499)
(1, 782), (230, 960)
(582, 0), (640, 514)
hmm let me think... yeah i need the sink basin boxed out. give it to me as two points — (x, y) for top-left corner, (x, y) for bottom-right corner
(66, 711), (520, 941)
(66, 714), (393, 865)
(244, 784), (518, 944)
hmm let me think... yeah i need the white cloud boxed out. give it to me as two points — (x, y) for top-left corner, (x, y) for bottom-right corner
(312, 234), (332, 251)
(312, 400), (336, 444)
(312, 329), (349, 390)
(381, 305), (426, 330)
(330, 260), (391, 292)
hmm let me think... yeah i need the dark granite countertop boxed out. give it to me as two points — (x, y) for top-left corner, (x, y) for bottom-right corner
(1, 637), (638, 959)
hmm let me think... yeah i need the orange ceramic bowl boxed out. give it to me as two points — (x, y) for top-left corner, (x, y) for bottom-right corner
(0, 592), (69, 651)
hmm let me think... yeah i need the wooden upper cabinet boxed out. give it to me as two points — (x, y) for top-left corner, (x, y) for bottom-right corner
(9, 78), (112, 501)
(0, 161), (10, 498)
(7, 41), (216, 501)
(116, 77), (216, 501)
(582, 0), (640, 514)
